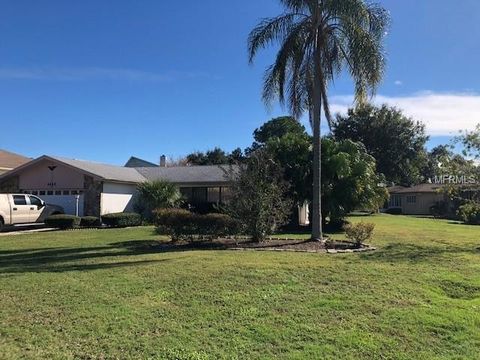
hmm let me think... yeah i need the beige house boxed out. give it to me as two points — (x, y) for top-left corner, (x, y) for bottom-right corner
(0, 149), (30, 175)
(385, 184), (445, 215)
(0, 155), (235, 217)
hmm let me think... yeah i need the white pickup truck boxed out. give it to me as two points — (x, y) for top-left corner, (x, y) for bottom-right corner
(0, 194), (64, 231)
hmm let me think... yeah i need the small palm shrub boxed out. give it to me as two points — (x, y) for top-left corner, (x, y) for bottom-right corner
(344, 222), (375, 247)
(457, 202), (480, 225)
(154, 208), (239, 242)
(135, 180), (183, 221)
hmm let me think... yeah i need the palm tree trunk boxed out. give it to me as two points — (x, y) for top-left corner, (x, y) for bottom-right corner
(311, 32), (324, 243)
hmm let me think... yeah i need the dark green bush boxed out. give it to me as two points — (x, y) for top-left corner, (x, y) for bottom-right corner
(45, 214), (81, 229)
(101, 212), (142, 228)
(80, 216), (101, 228)
(154, 208), (239, 242)
(457, 202), (480, 225)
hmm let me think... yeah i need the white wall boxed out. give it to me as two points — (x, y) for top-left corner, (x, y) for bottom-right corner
(100, 182), (137, 215)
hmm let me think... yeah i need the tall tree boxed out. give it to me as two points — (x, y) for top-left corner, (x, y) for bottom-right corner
(186, 147), (245, 165)
(248, 0), (389, 241)
(457, 124), (480, 159)
(333, 104), (429, 185)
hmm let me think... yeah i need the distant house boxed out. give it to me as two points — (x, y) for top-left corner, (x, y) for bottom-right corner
(0, 155), (235, 217)
(124, 156), (159, 168)
(0, 149), (30, 175)
(384, 184), (445, 215)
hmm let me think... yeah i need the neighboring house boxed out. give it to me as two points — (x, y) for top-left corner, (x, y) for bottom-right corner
(384, 184), (445, 215)
(0, 149), (30, 175)
(124, 156), (159, 168)
(0, 155), (235, 217)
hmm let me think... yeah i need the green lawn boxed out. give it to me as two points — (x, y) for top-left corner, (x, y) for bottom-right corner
(0, 215), (479, 359)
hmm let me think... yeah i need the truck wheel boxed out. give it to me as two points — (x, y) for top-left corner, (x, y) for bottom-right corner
(0, 218), (4, 232)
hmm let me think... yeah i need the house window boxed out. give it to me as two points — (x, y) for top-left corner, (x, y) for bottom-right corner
(221, 187), (233, 203)
(55, 190), (62, 195)
(207, 187), (220, 203)
(389, 195), (402, 207)
(192, 187), (207, 203)
(63, 190), (70, 195)
(47, 191), (53, 195)
(407, 195), (417, 204)
(39, 191), (46, 196)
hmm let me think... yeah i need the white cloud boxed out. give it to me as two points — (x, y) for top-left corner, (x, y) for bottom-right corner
(330, 92), (480, 136)
(394, 80), (403, 86)
(0, 67), (210, 82)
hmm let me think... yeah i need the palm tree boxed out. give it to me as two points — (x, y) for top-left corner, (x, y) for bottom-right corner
(248, 0), (389, 241)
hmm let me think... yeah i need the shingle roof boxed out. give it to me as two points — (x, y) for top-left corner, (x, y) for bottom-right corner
(48, 156), (147, 183)
(0, 155), (237, 185)
(135, 165), (237, 185)
(0, 149), (30, 169)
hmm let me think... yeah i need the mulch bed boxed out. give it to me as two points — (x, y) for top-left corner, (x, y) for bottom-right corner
(118, 237), (375, 254)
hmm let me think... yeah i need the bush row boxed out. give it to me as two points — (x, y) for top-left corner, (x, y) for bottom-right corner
(457, 202), (480, 225)
(44, 212), (142, 230)
(154, 208), (240, 242)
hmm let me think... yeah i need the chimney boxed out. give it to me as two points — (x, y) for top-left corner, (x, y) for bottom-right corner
(160, 155), (167, 167)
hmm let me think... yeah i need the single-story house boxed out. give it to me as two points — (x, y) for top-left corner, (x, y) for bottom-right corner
(0, 149), (30, 175)
(384, 184), (445, 215)
(0, 155), (235, 217)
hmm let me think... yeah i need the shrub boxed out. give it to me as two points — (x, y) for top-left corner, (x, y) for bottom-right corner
(457, 202), (480, 225)
(224, 149), (292, 242)
(385, 207), (402, 215)
(80, 216), (101, 228)
(102, 212), (142, 228)
(154, 208), (239, 242)
(344, 222), (375, 247)
(135, 180), (183, 221)
(45, 214), (81, 230)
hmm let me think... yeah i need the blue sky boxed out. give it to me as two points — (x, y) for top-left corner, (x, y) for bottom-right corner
(1, 0), (479, 165)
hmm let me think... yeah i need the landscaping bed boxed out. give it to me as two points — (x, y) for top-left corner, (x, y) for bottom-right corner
(119, 237), (374, 253)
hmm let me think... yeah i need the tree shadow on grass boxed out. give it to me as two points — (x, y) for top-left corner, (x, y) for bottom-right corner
(0, 242), (173, 274)
(360, 242), (480, 263)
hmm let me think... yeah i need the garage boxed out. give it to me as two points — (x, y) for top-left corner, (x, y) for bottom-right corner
(26, 191), (85, 216)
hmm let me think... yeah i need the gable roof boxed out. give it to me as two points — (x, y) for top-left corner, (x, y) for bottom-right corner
(48, 156), (147, 183)
(135, 165), (236, 185)
(0, 155), (235, 186)
(0, 149), (30, 170)
(0, 155), (146, 184)
(124, 156), (159, 168)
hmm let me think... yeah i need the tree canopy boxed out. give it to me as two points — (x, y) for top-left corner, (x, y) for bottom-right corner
(186, 147), (244, 165)
(333, 104), (429, 186)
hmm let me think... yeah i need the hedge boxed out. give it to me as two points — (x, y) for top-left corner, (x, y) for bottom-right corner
(45, 215), (81, 229)
(154, 208), (240, 241)
(80, 216), (101, 228)
(101, 212), (142, 228)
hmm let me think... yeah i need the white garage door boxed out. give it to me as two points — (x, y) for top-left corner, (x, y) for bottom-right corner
(41, 195), (84, 216)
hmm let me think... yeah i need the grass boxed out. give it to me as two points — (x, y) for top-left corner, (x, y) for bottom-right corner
(0, 215), (479, 359)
